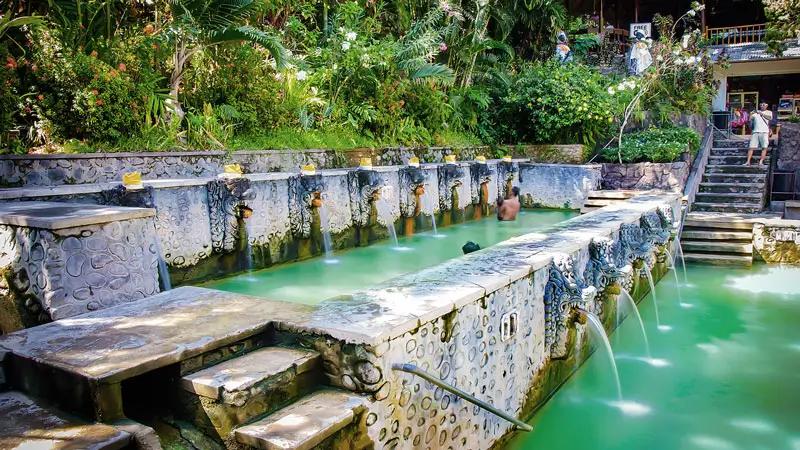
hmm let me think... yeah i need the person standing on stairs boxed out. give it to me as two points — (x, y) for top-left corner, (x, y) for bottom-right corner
(745, 102), (773, 166)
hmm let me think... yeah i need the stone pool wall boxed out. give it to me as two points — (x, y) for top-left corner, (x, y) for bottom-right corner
(0, 146), (583, 188)
(278, 193), (680, 450)
(600, 162), (690, 191)
(753, 218), (800, 264)
(517, 163), (601, 209)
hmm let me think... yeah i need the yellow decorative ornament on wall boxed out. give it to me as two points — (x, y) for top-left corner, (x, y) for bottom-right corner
(122, 171), (144, 190)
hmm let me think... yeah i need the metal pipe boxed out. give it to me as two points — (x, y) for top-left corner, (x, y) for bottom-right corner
(391, 363), (533, 432)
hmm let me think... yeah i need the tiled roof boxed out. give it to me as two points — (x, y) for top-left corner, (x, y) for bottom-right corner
(707, 41), (800, 63)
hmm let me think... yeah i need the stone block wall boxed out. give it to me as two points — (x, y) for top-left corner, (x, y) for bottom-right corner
(776, 123), (800, 172)
(601, 162), (690, 191)
(0, 146), (585, 188)
(518, 163), (601, 209)
(0, 217), (160, 332)
(753, 219), (800, 264)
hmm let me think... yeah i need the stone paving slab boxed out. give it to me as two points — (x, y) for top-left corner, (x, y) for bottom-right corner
(0, 287), (314, 384)
(234, 390), (367, 450)
(0, 391), (131, 449)
(181, 347), (320, 400)
(0, 201), (154, 229)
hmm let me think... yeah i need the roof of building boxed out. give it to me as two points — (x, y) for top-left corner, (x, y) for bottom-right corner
(708, 41), (800, 63)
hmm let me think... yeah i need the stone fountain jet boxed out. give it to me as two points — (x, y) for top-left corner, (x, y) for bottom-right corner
(470, 157), (495, 220)
(398, 164), (428, 236)
(288, 171), (326, 241)
(545, 253), (598, 360)
(206, 169), (255, 258)
(437, 159), (467, 225)
(348, 161), (398, 246)
(497, 157), (519, 200)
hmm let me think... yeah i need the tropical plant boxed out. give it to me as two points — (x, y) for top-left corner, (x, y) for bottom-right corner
(600, 126), (700, 163)
(159, 0), (288, 121)
(764, 0), (800, 56)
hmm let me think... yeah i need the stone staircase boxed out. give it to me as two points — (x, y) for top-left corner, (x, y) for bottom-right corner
(581, 190), (637, 214)
(694, 138), (770, 214)
(178, 345), (367, 450)
(680, 212), (755, 266)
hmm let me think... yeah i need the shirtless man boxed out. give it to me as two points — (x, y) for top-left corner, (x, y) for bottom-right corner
(497, 186), (521, 221)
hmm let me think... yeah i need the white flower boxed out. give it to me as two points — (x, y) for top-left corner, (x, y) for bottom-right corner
(360, 53), (370, 62)
(338, 27), (344, 33)
(688, 9), (696, 16)
(311, 87), (318, 95)
(681, 34), (690, 49)
(341, 41), (351, 51)
(276, 73), (284, 81)
(608, 87), (615, 95)
(698, 67), (705, 73)
(687, 56), (697, 64)
(346, 32), (357, 41)
(656, 55), (664, 62)
(296, 70), (307, 81)
(673, 49), (680, 56)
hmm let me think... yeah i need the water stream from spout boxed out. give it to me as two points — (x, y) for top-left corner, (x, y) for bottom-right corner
(618, 289), (651, 358)
(421, 190), (439, 236)
(580, 309), (623, 400)
(243, 220), (254, 273)
(375, 187), (399, 248)
(674, 240), (688, 284)
(318, 203), (335, 260)
(153, 234), (171, 291)
(643, 264), (661, 329)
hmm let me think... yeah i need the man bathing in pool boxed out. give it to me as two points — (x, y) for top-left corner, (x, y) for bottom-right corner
(497, 186), (520, 221)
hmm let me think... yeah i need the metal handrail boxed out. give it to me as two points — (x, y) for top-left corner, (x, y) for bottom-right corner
(392, 363), (533, 432)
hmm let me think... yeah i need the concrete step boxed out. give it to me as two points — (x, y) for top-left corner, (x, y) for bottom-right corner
(235, 390), (368, 450)
(180, 347), (321, 437)
(580, 206), (601, 214)
(584, 198), (619, 207)
(681, 240), (753, 254)
(695, 192), (764, 204)
(684, 214), (757, 231)
(692, 203), (762, 214)
(683, 252), (753, 266)
(704, 164), (769, 174)
(586, 190), (637, 200)
(702, 173), (767, 183)
(710, 147), (775, 156)
(0, 391), (132, 450)
(713, 139), (755, 149)
(681, 230), (752, 241)
(708, 155), (771, 165)
(698, 182), (763, 194)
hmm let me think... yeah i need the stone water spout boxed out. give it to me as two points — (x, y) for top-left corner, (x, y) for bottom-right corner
(207, 165), (255, 254)
(438, 158), (466, 224)
(289, 166), (326, 240)
(497, 156), (519, 200)
(544, 254), (598, 360)
(348, 164), (387, 229)
(100, 171), (155, 209)
(399, 163), (428, 236)
(470, 156), (493, 219)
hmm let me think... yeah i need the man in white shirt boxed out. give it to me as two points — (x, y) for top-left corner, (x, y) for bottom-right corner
(745, 103), (773, 166)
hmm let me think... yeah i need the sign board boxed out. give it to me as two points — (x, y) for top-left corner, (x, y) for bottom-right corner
(630, 23), (652, 39)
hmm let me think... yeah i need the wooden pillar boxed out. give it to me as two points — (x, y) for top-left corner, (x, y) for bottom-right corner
(634, 0), (639, 22)
(701, 0), (707, 33)
(600, 0), (604, 28)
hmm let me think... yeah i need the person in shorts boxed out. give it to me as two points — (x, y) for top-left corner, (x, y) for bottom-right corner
(745, 103), (773, 166)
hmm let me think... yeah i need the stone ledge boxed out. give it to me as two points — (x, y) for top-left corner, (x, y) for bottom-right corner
(0, 201), (155, 229)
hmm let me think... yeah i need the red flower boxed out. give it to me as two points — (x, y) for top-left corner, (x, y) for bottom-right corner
(90, 51), (98, 57)
(96, 100), (103, 106)
(92, 89), (99, 95)
(400, 100), (405, 105)
(109, 70), (117, 77)
(24, 107), (32, 113)
(118, 63), (127, 72)
(94, 74), (99, 79)
(38, 94), (44, 100)
(31, 65), (37, 71)
(132, 102), (138, 108)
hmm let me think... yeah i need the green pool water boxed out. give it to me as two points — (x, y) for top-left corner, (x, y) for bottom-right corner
(510, 264), (800, 450)
(203, 209), (576, 304)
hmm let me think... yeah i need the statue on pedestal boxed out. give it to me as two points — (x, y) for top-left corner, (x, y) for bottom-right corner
(627, 29), (653, 76)
(555, 30), (572, 63)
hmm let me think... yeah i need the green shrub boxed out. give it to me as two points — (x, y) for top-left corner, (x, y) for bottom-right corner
(600, 126), (700, 163)
(499, 60), (616, 146)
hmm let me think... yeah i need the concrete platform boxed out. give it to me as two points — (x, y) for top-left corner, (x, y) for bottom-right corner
(0, 391), (131, 450)
(0, 287), (313, 384)
(0, 201), (154, 229)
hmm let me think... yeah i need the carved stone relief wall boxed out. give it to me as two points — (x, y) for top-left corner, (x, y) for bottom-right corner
(0, 218), (160, 324)
(247, 180), (291, 258)
(152, 187), (213, 268)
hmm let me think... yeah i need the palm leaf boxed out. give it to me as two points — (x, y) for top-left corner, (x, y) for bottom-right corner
(209, 26), (288, 68)
(410, 63), (455, 85)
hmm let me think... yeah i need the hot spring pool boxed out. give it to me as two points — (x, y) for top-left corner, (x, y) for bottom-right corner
(508, 264), (800, 450)
(202, 209), (576, 304)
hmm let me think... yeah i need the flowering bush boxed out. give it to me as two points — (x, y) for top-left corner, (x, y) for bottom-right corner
(500, 60), (616, 146)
